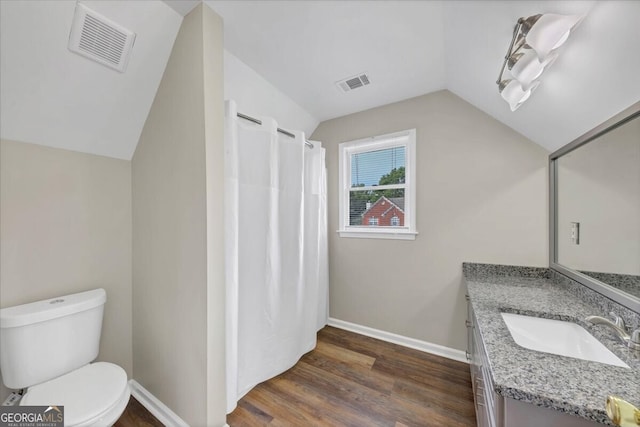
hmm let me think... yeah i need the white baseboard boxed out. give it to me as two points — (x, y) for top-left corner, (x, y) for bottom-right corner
(128, 379), (190, 427)
(327, 317), (468, 364)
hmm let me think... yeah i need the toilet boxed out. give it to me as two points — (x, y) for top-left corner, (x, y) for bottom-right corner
(0, 288), (130, 427)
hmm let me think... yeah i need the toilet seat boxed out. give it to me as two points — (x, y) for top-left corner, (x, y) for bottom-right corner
(20, 362), (130, 427)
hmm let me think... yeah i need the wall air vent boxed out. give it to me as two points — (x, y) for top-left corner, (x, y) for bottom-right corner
(336, 73), (371, 93)
(68, 4), (136, 73)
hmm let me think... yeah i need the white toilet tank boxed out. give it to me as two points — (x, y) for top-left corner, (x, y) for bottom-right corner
(0, 288), (106, 389)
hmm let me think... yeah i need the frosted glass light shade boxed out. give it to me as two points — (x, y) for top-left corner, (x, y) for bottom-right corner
(509, 50), (544, 87)
(543, 51), (559, 68)
(524, 13), (583, 60)
(509, 50), (558, 88)
(500, 79), (531, 111)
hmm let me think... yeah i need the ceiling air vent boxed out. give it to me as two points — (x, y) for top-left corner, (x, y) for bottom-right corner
(336, 73), (371, 93)
(68, 4), (136, 73)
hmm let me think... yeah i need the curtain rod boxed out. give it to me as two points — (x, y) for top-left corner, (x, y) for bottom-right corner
(237, 112), (314, 148)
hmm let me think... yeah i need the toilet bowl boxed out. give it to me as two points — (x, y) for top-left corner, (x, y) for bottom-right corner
(20, 362), (130, 427)
(0, 289), (130, 427)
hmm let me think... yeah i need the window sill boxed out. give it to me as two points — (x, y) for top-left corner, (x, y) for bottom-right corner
(337, 229), (418, 240)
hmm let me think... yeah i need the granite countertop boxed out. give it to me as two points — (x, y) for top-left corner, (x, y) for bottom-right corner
(463, 263), (640, 425)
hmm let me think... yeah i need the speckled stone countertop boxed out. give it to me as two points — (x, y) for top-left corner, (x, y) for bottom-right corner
(580, 271), (640, 300)
(463, 263), (640, 425)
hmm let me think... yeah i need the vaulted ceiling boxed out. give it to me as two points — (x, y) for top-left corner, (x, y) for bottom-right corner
(0, 0), (181, 160)
(208, 0), (447, 123)
(1, 1), (639, 159)
(207, 0), (640, 152)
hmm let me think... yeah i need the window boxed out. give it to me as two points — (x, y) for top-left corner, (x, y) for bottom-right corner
(338, 129), (417, 240)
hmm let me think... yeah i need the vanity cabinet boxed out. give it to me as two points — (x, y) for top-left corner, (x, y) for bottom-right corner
(465, 294), (605, 427)
(466, 295), (503, 427)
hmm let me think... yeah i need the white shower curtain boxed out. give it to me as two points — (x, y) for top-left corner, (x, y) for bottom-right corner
(224, 100), (328, 413)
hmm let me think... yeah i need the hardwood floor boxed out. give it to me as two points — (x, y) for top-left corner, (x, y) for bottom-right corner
(114, 396), (164, 427)
(228, 326), (476, 427)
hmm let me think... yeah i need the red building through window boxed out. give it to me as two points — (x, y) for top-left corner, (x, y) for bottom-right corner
(361, 197), (404, 227)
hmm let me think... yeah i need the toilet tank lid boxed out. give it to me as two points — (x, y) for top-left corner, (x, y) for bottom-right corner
(0, 288), (106, 329)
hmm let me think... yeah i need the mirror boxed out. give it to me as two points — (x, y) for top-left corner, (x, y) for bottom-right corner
(550, 102), (640, 313)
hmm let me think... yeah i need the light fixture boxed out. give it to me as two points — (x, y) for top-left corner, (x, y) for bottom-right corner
(499, 79), (540, 111)
(497, 13), (583, 111)
(508, 49), (557, 88)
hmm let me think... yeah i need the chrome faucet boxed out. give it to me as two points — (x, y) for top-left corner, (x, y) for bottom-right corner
(586, 312), (640, 351)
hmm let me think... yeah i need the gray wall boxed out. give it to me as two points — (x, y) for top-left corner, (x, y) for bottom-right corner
(132, 4), (226, 426)
(0, 139), (132, 400)
(557, 115), (640, 275)
(202, 4), (227, 425)
(311, 90), (548, 351)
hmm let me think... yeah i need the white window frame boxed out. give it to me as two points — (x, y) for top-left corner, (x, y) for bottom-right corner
(338, 128), (417, 240)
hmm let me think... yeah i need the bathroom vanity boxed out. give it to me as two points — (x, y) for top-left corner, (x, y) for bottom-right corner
(464, 102), (640, 426)
(464, 263), (640, 427)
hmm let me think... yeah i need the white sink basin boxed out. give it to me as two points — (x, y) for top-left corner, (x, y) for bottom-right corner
(501, 312), (629, 368)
